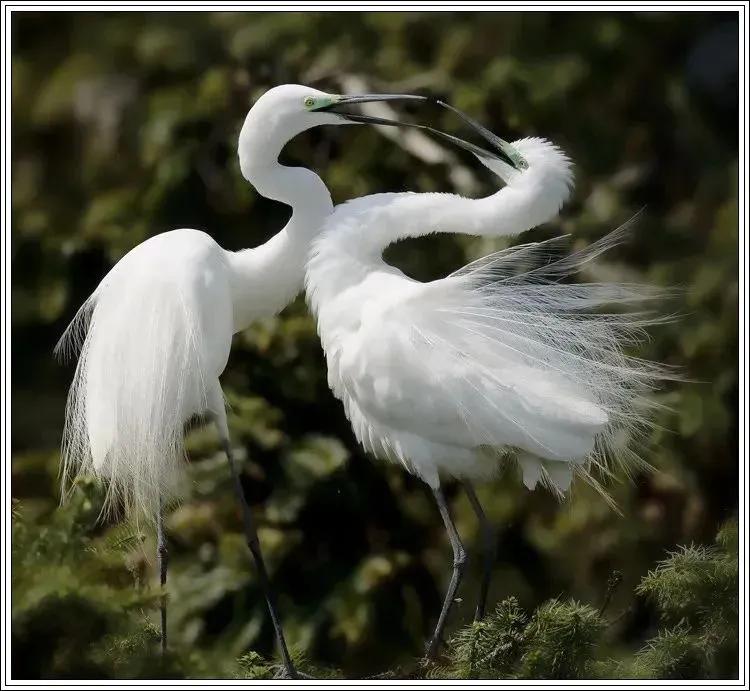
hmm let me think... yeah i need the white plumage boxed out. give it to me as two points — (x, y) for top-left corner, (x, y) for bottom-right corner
(56, 82), (672, 662)
(56, 229), (234, 516)
(56, 85), (348, 518)
(306, 137), (667, 496)
(55, 83), (452, 671)
(57, 220), (338, 519)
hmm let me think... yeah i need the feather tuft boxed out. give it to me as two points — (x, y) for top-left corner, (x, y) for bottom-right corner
(56, 234), (227, 521)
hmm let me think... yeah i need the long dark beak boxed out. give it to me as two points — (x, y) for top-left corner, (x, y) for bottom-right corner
(431, 99), (528, 170)
(320, 94), (526, 170)
(326, 93), (430, 107)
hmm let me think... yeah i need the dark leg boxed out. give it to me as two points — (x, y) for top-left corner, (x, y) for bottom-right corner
(221, 438), (297, 679)
(463, 481), (497, 621)
(156, 499), (168, 654)
(425, 485), (468, 659)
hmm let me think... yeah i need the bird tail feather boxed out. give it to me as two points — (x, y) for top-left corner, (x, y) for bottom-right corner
(438, 218), (679, 496)
(55, 273), (212, 520)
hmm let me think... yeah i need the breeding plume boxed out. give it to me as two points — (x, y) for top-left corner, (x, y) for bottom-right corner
(57, 84), (444, 677)
(305, 101), (670, 657)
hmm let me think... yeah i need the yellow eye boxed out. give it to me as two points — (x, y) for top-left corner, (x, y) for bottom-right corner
(304, 96), (316, 109)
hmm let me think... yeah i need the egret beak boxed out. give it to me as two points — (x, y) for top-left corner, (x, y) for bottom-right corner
(431, 99), (529, 170)
(323, 93), (430, 107)
(315, 93), (527, 171)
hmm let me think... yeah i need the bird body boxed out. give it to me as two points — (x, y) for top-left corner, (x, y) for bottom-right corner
(58, 216), (335, 515)
(307, 137), (659, 494)
(57, 227), (286, 513)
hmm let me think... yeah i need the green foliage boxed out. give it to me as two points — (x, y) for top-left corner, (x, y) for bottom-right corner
(10, 468), (739, 679)
(434, 521), (737, 680)
(622, 519), (739, 679)
(12, 488), (168, 679)
(11, 9), (738, 680)
(437, 597), (529, 678)
(235, 651), (277, 680)
(623, 624), (711, 680)
(434, 598), (604, 679)
(519, 600), (605, 678)
(235, 649), (341, 680)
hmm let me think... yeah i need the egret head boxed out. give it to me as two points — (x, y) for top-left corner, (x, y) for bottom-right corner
(242, 84), (426, 135)
(238, 84), (528, 183)
(238, 84), (426, 178)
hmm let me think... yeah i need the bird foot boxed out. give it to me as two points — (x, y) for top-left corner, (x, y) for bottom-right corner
(418, 653), (442, 674)
(272, 665), (313, 680)
(423, 631), (448, 662)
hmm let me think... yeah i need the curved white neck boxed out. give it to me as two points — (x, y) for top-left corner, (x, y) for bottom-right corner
(329, 138), (573, 259)
(227, 136), (334, 332)
(307, 138), (573, 312)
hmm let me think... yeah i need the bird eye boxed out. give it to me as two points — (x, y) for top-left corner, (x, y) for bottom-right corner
(304, 96), (316, 109)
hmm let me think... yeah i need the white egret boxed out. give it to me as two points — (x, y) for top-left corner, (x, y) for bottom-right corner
(304, 99), (671, 658)
(56, 84), (449, 677)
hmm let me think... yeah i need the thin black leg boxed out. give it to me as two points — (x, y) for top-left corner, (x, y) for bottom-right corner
(223, 440), (298, 679)
(463, 481), (497, 621)
(156, 499), (168, 654)
(425, 485), (467, 659)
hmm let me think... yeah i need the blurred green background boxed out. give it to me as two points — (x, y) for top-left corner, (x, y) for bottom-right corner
(11, 10), (738, 679)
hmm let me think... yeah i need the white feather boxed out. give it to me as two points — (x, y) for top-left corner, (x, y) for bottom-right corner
(56, 230), (234, 518)
(306, 138), (673, 497)
(56, 85), (349, 521)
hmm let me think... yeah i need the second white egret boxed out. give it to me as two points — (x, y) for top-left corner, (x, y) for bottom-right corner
(305, 100), (670, 658)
